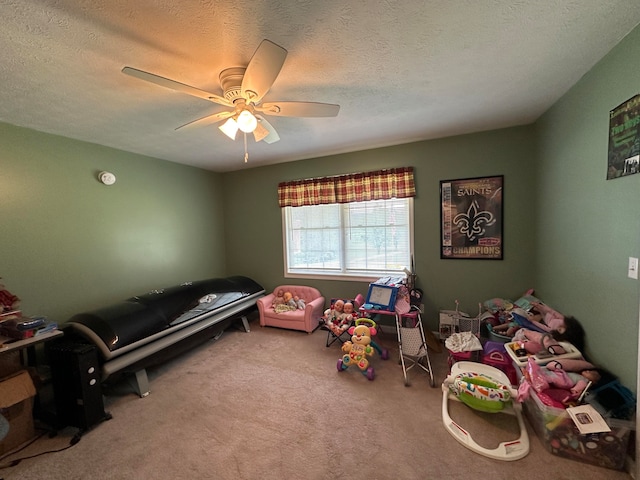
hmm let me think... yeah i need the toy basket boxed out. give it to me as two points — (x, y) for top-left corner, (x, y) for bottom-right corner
(486, 324), (512, 343)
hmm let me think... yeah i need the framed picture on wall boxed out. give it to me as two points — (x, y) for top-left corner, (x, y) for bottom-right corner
(440, 175), (503, 260)
(607, 94), (640, 180)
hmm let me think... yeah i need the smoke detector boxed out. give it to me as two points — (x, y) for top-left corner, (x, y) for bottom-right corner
(99, 171), (116, 185)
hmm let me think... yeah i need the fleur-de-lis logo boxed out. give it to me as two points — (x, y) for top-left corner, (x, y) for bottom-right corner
(453, 200), (496, 241)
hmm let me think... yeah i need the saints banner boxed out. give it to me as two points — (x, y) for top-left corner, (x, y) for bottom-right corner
(440, 175), (503, 260)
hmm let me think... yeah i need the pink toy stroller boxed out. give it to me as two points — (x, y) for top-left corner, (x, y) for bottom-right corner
(396, 306), (435, 387)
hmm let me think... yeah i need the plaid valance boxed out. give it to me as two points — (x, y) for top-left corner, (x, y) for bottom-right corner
(278, 167), (415, 207)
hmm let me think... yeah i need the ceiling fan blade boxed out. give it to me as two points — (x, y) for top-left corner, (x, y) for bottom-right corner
(241, 40), (287, 104)
(252, 122), (269, 142)
(122, 67), (232, 107)
(257, 101), (340, 117)
(257, 117), (280, 144)
(175, 110), (234, 130)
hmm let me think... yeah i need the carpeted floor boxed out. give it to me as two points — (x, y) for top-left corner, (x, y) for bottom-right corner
(0, 316), (632, 479)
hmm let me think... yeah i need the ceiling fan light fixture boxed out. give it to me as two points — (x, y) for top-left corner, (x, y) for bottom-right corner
(219, 117), (238, 140)
(237, 110), (258, 133)
(123, 39), (340, 153)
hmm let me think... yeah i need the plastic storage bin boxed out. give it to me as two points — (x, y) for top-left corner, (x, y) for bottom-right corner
(485, 324), (512, 343)
(523, 388), (631, 470)
(504, 341), (582, 367)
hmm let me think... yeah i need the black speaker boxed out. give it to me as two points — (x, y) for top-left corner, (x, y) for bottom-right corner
(47, 342), (111, 431)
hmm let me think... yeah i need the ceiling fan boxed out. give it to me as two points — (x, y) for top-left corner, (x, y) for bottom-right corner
(122, 39), (340, 146)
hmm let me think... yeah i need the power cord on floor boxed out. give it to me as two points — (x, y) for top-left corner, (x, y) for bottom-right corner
(0, 430), (82, 470)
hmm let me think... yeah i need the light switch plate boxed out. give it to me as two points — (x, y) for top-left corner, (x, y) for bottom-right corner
(628, 257), (638, 279)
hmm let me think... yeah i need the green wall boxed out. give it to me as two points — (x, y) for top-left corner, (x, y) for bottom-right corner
(221, 24), (640, 389)
(1, 24), (638, 392)
(534, 25), (640, 388)
(0, 123), (226, 322)
(222, 126), (537, 329)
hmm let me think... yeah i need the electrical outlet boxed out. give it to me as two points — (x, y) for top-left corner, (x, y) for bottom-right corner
(628, 257), (638, 279)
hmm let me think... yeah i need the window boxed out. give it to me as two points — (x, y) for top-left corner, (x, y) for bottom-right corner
(278, 167), (416, 280)
(283, 197), (413, 280)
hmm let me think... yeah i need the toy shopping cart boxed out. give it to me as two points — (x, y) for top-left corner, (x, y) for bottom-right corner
(396, 306), (435, 387)
(439, 300), (484, 340)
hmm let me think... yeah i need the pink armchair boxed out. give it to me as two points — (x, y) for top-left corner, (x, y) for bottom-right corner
(257, 285), (325, 333)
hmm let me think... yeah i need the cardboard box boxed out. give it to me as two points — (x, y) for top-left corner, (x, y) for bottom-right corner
(0, 370), (36, 455)
(523, 387), (630, 470)
(0, 350), (22, 378)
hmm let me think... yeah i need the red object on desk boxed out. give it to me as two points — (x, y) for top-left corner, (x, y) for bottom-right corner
(0, 326), (34, 340)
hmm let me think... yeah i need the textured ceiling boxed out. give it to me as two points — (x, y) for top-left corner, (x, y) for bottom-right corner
(1, 1), (640, 172)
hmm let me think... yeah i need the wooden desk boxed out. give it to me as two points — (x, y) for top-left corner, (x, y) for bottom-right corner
(0, 330), (63, 354)
(0, 330), (63, 368)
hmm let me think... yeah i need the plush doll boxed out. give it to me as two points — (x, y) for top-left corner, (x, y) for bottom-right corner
(529, 301), (565, 331)
(546, 358), (602, 398)
(525, 302), (586, 352)
(272, 289), (285, 309)
(341, 301), (356, 322)
(284, 292), (296, 308)
(323, 299), (345, 324)
(492, 319), (521, 337)
(518, 357), (574, 407)
(271, 291), (299, 313)
(323, 299), (352, 335)
(0, 279), (20, 313)
(518, 357), (602, 406)
(394, 285), (411, 314)
(513, 328), (568, 355)
(294, 295), (305, 310)
(513, 311), (586, 355)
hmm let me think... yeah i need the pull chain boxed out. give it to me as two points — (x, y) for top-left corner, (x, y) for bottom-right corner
(244, 132), (249, 163)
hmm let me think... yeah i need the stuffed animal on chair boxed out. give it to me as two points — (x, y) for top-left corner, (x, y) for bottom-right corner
(341, 301), (356, 322)
(324, 299), (345, 322)
(323, 299), (349, 332)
